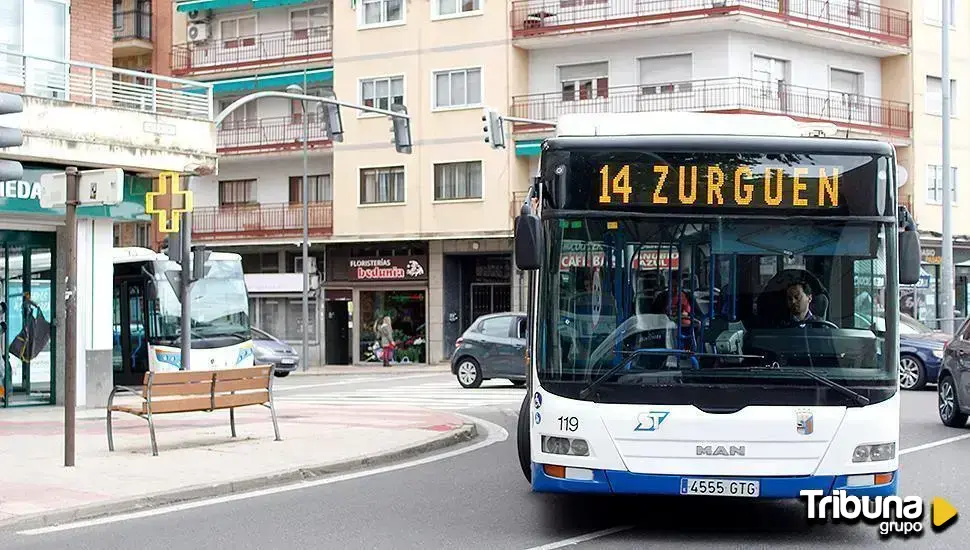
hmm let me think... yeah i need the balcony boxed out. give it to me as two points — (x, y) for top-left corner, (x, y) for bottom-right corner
(113, 8), (153, 57)
(172, 27), (333, 77)
(1, 50), (216, 172)
(510, 0), (910, 55)
(217, 115), (333, 155)
(192, 202), (334, 242)
(510, 77), (911, 139)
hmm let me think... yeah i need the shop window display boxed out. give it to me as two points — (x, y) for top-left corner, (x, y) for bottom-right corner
(359, 290), (426, 363)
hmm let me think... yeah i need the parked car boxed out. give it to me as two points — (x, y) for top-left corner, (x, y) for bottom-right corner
(939, 317), (970, 426)
(870, 313), (948, 391)
(252, 327), (300, 377)
(451, 312), (528, 388)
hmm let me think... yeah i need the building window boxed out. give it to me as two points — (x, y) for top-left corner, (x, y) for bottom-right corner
(926, 76), (957, 116)
(289, 174), (332, 203)
(434, 67), (482, 109)
(360, 166), (405, 205)
(435, 0), (480, 17)
(290, 6), (330, 40)
(924, 0), (956, 25)
(926, 165), (958, 204)
(360, 75), (404, 112)
(220, 15), (256, 48)
(219, 97), (258, 129)
(289, 85), (333, 123)
(638, 54), (692, 94)
(1, 0), (69, 87)
(219, 179), (256, 206)
(360, 0), (403, 26)
(434, 161), (482, 200)
(559, 62), (608, 102)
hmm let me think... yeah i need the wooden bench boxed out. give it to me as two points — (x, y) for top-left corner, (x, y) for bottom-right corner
(106, 366), (281, 456)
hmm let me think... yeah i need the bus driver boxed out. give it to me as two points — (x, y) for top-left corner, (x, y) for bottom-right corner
(785, 281), (816, 326)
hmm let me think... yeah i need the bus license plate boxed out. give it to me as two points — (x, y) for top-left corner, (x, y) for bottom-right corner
(680, 478), (759, 497)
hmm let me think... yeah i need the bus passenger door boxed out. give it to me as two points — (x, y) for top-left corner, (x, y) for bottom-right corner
(112, 278), (150, 386)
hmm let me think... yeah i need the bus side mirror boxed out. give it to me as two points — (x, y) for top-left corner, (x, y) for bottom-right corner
(514, 214), (542, 270)
(899, 230), (921, 286)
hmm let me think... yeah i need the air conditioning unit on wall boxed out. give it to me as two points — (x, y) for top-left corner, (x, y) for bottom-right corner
(187, 9), (211, 22)
(188, 22), (209, 42)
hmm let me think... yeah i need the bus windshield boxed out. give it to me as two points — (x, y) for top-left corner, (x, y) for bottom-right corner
(535, 144), (899, 409)
(152, 258), (251, 344)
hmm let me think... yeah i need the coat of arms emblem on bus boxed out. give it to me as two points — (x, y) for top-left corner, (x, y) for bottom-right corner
(795, 410), (814, 435)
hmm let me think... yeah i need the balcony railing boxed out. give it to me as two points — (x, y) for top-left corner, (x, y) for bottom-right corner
(113, 8), (152, 41)
(172, 27), (333, 76)
(510, 0), (910, 46)
(0, 49), (212, 120)
(218, 115), (332, 154)
(511, 77), (911, 137)
(192, 202), (334, 241)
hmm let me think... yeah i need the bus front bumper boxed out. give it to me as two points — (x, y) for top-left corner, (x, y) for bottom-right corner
(531, 463), (898, 498)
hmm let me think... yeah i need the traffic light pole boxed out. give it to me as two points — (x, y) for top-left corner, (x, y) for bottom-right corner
(180, 211), (192, 372)
(214, 91), (409, 128)
(64, 167), (79, 467)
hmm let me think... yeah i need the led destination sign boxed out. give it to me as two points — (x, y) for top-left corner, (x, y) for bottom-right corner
(560, 151), (888, 217)
(598, 164), (841, 209)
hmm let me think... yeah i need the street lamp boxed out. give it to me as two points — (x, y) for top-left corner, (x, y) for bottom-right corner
(286, 83), (311, 371)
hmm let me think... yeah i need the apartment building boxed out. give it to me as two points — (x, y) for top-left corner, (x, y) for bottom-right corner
(1, 0), (216, 407)
(176, 0), (524, 366)
(888, 0), (970, 327)
(111, 0), (178, 249)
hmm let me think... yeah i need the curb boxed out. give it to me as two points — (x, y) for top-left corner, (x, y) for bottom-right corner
(0, 422), (479, 533)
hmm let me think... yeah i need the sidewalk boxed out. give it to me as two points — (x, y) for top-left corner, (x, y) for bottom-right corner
(0, 398), (476, 530)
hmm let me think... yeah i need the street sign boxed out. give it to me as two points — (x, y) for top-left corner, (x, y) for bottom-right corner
(0, 92), (24, 181)
(39, 168), (125, 208)
(146, 171), (193, 233)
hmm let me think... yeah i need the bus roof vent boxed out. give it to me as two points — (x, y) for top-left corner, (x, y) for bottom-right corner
(554, 112), (841, 139)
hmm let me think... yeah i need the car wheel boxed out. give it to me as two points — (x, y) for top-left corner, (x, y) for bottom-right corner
(517, 393), (531, 482)
(938, 375), (969, 428)
(274, 370), (290, 378)
(898, 354), (925, 390)
(456, 358), (483, 388)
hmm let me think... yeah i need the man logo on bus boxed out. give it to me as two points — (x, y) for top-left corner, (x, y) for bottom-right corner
(634, 411), (670, 432)
(795, 410), (814, 435)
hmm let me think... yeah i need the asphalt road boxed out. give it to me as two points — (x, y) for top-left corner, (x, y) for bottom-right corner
(5, 374), (970, 550)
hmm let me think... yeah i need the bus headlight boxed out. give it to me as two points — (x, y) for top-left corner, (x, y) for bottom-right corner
(852, 442), (895, 463)
(542, 435), (590, 456)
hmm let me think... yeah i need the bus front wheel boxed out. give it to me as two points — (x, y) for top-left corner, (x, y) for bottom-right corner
(517, 393), (531, 482)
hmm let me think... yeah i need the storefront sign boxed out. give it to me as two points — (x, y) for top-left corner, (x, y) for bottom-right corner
(922, 248), (942, 265)
(559, 249), (679, 271)
(348, 256), (428, 281)
(0, 163), (151, 221)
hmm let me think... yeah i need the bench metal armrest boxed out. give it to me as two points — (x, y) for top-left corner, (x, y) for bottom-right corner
(108, 385), (146, 409)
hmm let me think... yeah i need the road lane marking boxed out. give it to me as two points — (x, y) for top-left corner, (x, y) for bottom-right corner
(523, 526), (634, 549)
(900, 432), (970, 455)
(18, 414), (507, 536)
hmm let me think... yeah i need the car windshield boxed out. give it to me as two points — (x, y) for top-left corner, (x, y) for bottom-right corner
(537, 217), (895, 407)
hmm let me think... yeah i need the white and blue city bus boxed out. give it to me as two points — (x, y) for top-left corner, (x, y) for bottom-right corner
(513, 112), (922, 500)
(112, 247), (254, 385)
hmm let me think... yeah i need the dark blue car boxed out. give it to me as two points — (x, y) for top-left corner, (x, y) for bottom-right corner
(897, 313), (949, 390)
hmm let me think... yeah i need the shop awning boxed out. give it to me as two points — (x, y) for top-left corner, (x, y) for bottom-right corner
(182, 68), (333, 95)
(176, 0), (316, 12)
(515, 139), (543, 157)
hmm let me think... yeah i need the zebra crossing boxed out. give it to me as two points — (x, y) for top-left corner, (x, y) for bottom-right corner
(275, 379), (527, 411)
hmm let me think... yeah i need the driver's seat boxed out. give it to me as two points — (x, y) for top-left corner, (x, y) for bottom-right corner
(754, 269), (830, 328)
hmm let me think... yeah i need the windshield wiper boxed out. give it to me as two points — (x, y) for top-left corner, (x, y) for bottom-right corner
(732, 364), (870, 406)
(577, 349), (764, 400)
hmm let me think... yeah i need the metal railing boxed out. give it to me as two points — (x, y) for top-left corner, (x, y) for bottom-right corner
(217, 115), (332, 153)
(113, 7), (152, 41)
(172, 27), (333, 75)
(0, 49), (213, 120)
(192, 202), (334, 241)
(510, 0), (911, 45)
(511, 77), (911, 136)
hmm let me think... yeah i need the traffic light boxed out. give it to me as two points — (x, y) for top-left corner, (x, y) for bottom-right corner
(482, 107), (505, 149)
(163, 232), (183, 264)
(0, 92), (24, 181)
(321, 90), (344, 143)
(390, 103), (412, 154)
